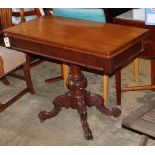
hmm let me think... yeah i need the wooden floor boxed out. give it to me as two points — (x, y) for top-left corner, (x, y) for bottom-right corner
(122, 102), (155, 145)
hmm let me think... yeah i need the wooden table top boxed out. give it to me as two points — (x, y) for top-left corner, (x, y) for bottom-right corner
(5, 16), (147, 57)
(4, 15), (148, 75)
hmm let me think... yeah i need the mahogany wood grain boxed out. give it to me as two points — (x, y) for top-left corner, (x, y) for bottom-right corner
(5, 16), (148, 75)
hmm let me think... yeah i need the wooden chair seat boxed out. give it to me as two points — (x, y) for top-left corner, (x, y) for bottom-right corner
(0, 46), (26, 77)
(122, 102), (155, 145)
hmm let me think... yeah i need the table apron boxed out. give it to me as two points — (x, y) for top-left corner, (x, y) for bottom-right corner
(9, 36), (143, 76)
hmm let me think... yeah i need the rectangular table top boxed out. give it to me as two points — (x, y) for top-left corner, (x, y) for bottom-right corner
(4, 15), (148, 75)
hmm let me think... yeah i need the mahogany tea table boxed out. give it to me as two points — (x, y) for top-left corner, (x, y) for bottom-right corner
(4, 16), (148, 140)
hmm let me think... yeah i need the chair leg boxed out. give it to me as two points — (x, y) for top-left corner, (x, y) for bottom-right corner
(103, 75), (109, 102)
(0, 55), (35, 113)
(115, 70), (121, 106)
(23, 55), (35, 94)
(62, 64), (69, 88)
(139, 135), (149, 146)
(133, 58), (139, 83)
(0, 88), (31, 112)
(1, 77), (10, 85)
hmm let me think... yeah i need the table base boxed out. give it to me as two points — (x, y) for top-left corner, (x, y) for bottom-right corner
(39, 65), (121, 140)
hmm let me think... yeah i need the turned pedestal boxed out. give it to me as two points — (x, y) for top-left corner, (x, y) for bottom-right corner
(39, 65), (121, 140)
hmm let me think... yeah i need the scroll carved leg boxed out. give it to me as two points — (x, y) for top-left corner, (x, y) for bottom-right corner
(39, 94), (70, 122)
(0, 103), (5, 112)
(86, 93), (121, 117)
(77, 98), (93, 140)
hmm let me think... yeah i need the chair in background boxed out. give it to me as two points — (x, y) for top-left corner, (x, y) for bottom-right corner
(46, 8), (139, 103)
(12, 8), (44, 68)
(0, 8), (35, 112)
(12, 8), (43, 24)
(0, 8), (44, 86)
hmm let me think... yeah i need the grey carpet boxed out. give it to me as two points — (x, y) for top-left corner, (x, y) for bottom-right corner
(0, 59), (155, 145)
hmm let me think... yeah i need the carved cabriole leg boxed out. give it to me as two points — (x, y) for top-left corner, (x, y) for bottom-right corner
(39, 64), (121, 140)
(77, 98), (93, 140)
(39, 94), (70, 122)
(86, 93), (121, 117)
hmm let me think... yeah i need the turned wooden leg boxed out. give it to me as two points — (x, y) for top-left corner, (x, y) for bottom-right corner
(103, 75), (109, 102)
(115, 70), (121, 106)
(62, 63), (69, 88)
(133, 58), (139, 83)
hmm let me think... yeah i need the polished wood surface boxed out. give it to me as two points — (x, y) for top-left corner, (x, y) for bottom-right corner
(5, 16), (147, 75)
(5, 16), (146, 56)
(4, 15), (148, 140)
